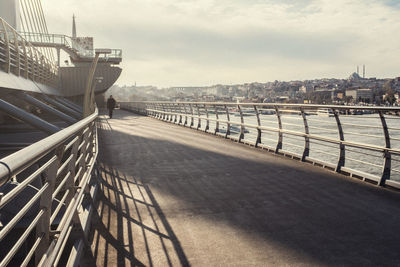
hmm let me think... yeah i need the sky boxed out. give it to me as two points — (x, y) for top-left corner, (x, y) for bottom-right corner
(42, 0), (400, 87)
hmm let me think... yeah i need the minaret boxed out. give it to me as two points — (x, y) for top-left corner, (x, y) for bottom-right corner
(72, 14), (77, 38)
(357, 66), (359, 75)
(363, 65), (365, 78)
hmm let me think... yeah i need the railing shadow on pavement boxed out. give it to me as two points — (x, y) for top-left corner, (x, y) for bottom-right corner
(88, 161), (190, 267)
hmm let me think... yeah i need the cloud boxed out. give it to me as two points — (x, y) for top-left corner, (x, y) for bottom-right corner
(41, 0), (400, 87)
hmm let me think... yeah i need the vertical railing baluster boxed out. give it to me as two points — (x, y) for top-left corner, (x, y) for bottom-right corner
(184, 104), (188, 126)
(214, 105), (219, 134)
(300, 107), (310, 161)
(13, 31), (21, 76)
(333, 109), (345, 172)
(275, 106), (283, 153)
(1, 20), (11, 73)
(379, 111), (391, 185)
(35, 147), (63, 264)
(66, 136), (80, 204)
(22, 39), (28, 78)
(238, 104), (244, 143)
(225, 105), (231, 138)
(170, 103), (175, 123)
(154, 103), (159, 118)
(190, 104), (194, 127)
(178, 104), (183, 124)
(254, 105), (261, 147)
(197, 105), (201, 130)
(166, 103), (170, 121)
(162, 103), (167, 121)
(205, 105), (210, 132)
(154, 103), (158, 118)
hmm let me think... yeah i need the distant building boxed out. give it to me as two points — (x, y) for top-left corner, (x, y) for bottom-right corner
(336, 92), (344, 100)
(346, 88), (373, 103)
(299, 85), (313, 93)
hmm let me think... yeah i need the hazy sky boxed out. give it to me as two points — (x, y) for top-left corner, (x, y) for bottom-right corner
(42, 0), (400, 87)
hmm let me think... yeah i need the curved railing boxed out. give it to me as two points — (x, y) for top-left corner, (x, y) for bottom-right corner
(0, 18), (58, 87)
(121, 101), (400, 189)
(0, 109), (98, 266)
(20, 32), (123, 61)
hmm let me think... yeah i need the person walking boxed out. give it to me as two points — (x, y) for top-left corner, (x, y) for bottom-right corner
(107, 95), (116, 118)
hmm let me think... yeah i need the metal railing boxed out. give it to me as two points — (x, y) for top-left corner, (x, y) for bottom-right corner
(0, 109), (98, 266)
(121, 101), (400, 189)
(20, 32), (123, 60)
(0, 18), (58, 87)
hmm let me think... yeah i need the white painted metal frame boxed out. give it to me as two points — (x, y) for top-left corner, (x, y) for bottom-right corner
(0, 109), (98, 266)
(0, 17), (58, 87)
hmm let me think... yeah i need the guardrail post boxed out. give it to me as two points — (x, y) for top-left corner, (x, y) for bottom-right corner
(22, 39), (28, 78)
(333, 109), (345, 172)
(196, 105), (201, 130)
(171, 103), (175, 122)
(76, 127), (90, 183)
(1, 19), (11, 73)
(168, 103), (173, 122)
(190, 104), (194, 127)
(300, 107), (310, 161)
(13, 31), (21, 76)
(35, 146), (63, 264)
(33, 49), (39, 82)
(254, 105), (262, 147)
(184, 104), (188, 126)
(66, 136), (80, 205)
(238, 104), (244, 142)
(225, 105), (231, 138)
(166, 103), (171, 121)
(178, 104), (183, 124)
(152, 103), (156, 118)
(205, 105), (210, 132)
(378, 111), (391, 185)
(171, 103), (177, 123)
(214, 105), (219, 134)
(275, 106), (283, 152)
(162, 104), (167, 121)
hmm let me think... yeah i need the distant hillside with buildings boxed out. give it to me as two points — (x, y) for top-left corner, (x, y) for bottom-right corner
(107, 73), (400, 105)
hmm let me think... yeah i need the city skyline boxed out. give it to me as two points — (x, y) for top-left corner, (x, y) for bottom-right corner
(43, 0), (400, 87)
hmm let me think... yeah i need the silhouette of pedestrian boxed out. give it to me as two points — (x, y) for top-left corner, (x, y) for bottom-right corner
(107, 95), (116, 118)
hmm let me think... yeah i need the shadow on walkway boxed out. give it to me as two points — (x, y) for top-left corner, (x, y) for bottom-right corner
(89, 110), (400, 266)
(89, 162), (190, 267)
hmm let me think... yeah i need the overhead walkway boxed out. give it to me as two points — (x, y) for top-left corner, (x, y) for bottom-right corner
(20, 32), (122, 64)
(89, 109), (400, 266)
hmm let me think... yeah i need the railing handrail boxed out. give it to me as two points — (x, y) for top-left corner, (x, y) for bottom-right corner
(0, 110), (97, 187)
(0, 17), (58, 87)
(121, 101), (400, 190)
(0, 18), (58, 72)
(121, 101), (400, 111)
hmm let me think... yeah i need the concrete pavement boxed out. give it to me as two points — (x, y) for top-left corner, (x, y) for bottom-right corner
(88, 109), (400, 267)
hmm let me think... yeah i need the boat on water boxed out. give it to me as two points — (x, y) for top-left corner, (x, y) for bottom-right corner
(316, 108), (334, 117)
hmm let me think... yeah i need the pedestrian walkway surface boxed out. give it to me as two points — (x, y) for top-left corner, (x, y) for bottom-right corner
(89, 109), (400, 267)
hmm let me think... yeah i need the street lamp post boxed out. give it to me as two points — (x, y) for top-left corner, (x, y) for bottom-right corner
(83, 48), (111, 117)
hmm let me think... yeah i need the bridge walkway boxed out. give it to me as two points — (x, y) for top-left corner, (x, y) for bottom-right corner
(88, 109), (400, 266)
